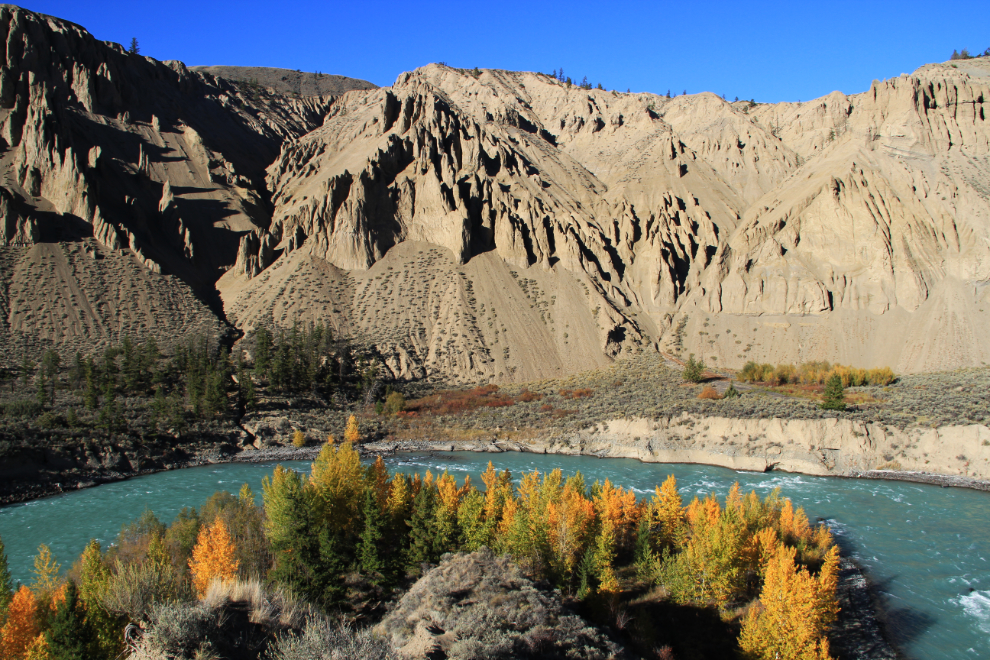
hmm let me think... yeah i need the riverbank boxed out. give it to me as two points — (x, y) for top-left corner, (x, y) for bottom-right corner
(4, 409), (990, 507)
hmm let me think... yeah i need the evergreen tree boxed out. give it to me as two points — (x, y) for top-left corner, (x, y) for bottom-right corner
(84, 358), (98, 410)
(121, 335), (138, 393)
(254, 326), (272, 379)
(357, 485), (388, 584)
(406, 482), (439, 570)
(820, 374), (846, 411)
(70, 352), (85, 391)
(0, 534), (13, 619)
(129, 38), (139, 54)
(46, 582), (95, 660)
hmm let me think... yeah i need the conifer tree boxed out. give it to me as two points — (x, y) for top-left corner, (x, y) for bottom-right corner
(0, 534), (12, 620)
(357, 485), (388, 584)
(683, 353), (706, 382)
(309, 439), (365, 535)
(407, 480), (439, 570)
(820, 374), (846, 411)
(0, 585), (40, 659)
(46, 582), (95, 660)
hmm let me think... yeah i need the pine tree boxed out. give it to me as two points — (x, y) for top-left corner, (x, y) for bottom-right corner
(356, 485), (388, 584)
(83, 358), (98, 410)
(0, 534), (12, 619)
(820, 373), (846, 411)
(128, 38), (139, 54)
(188, 519), (240, 597)
(0, 586), (40, 659)
(406, 481), (439, 570)
(46, 582), (95, 660)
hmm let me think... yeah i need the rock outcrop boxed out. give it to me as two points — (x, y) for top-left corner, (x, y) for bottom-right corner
(3, 3), (990, 380)
(223, 60), (990, 381)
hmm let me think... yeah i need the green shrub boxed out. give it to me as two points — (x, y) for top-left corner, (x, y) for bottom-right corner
(384, 391), (406, 415)
(683, 354), (706, 383)
(723, 382), (740, 399)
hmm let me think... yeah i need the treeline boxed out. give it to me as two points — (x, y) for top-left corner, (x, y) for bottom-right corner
(0, 445), (840, 660)
(950, 47), (990, 60)
(1, 323), (388, 434)
(2, 335), (235, 432)
(739, 360), (896, 387)
(248, 323), (380, 400)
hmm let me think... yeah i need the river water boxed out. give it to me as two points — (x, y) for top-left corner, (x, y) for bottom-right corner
(0, 452), (987, 659)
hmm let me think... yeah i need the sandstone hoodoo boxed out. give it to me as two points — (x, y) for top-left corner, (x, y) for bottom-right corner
(1, 5), (989, 383)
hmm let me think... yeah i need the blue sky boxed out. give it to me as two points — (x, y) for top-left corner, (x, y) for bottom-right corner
(23, 1), (990, 102)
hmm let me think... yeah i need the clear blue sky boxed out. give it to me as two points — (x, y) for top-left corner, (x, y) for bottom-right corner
(21, 1), (990, 102)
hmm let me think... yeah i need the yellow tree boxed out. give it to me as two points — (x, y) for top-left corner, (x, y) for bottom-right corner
(547, 480), (595, 586)
(188, 519), (240, 597)
(739, 544), (840, 660)
(0, 585), (40, 659)
(309, 439), (365, 534)
(367, 456), (391, 510)
(343, 415), (361, 444)
(651, 475), (686, 549)
(31, 544), (61, 600)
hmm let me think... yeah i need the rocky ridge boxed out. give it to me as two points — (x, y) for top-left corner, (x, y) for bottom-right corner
(1, 4), (989, 382)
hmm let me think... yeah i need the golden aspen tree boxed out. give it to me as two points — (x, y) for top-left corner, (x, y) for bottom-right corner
(188, 519), (240, 597)
(309, 439), (365, 534)
(651, 475), (686, 549)
(291, 429), (306, 447)
(343, 415), (360, 444)
(75, 540), (121, 660)
(1, 585), (41, 659)
(31, 545), (61, 600)
(435, 471), (465, 550)
(662, 494), (746, 608)
(367, 456), (391, 510)
(387, 472), (413, 522)
(547, 480), (595, 586)
(738, 543), (839, 660)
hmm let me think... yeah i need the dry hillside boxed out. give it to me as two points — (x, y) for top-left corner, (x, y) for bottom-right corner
(1, 3), (989, 382)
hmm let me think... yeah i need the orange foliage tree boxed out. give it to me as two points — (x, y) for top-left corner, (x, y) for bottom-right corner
(0, 585), (40, 659)
(188, 519), (240, 597)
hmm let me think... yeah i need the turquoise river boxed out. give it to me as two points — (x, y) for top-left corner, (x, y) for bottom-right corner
(0, 452), (988, 658)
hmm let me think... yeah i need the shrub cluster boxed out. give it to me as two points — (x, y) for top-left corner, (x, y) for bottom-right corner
(738, 361), (896, 387)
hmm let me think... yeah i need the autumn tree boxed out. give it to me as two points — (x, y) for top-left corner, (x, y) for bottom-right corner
(343, 415), (361, 444)
(0, 585), (40, 659)
(32, 544), (61, 605)
(73, 540), (121, 659)
(309, 439), (365, 535)
(738, 544), (840, 660)
(188, 519), (240, 597)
